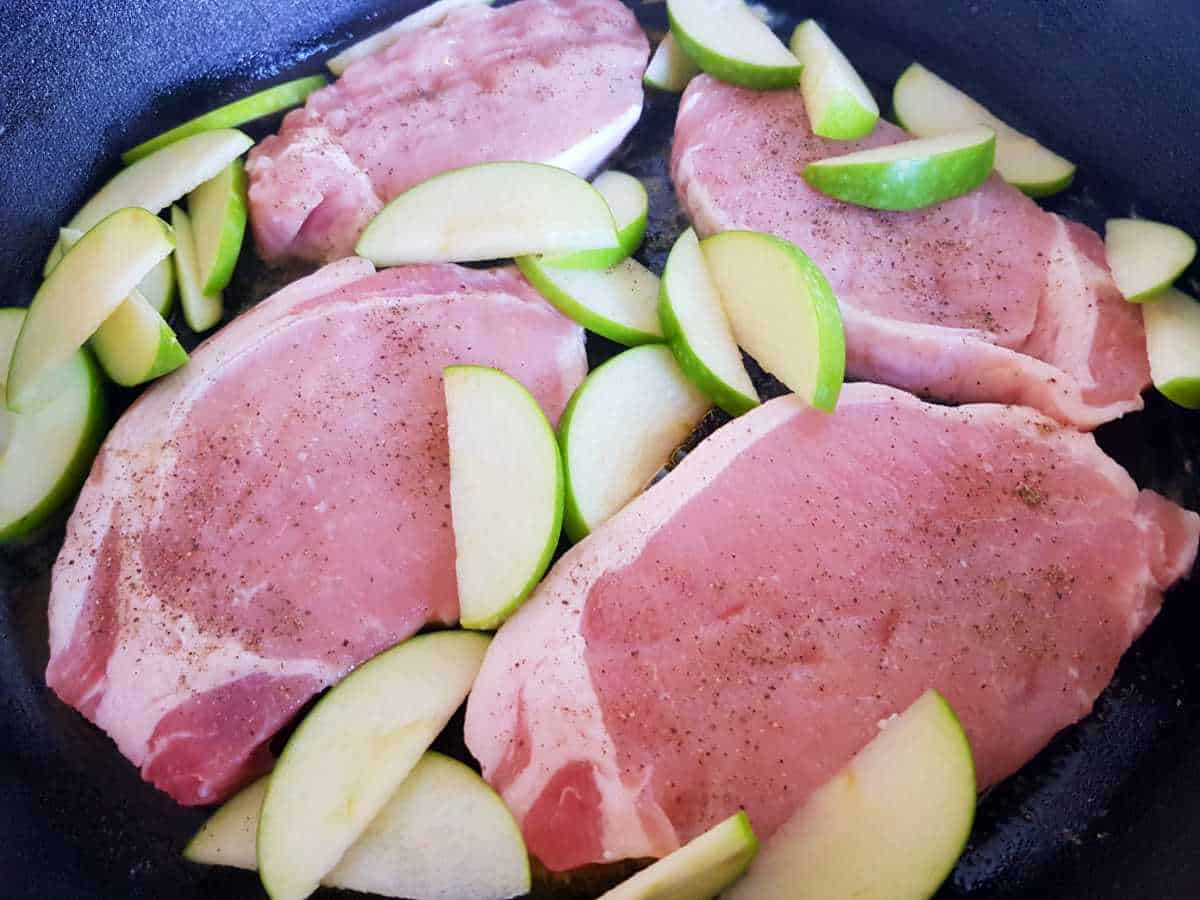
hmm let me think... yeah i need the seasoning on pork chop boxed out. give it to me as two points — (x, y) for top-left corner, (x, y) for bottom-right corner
(246, 0), (649, 265)
(46, 259), (586, 806)
(671, 76), (1150, 430)
(464, 384), (1199, 872)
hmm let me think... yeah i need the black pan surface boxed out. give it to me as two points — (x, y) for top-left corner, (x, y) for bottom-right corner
(2, 1), (1200, 897)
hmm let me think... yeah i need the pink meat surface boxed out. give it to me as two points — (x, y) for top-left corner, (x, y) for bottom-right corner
(46, 259), (586, 806)
(671, 76), (1150, 429)
(464, 384), (1198, 872)
(247, 0), (648, 264)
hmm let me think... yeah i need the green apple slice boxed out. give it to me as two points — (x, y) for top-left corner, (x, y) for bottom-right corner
(544, 171), (649, 270)
(599, 811), (758, 900)
(185, 754), (530, 900)
(356, 162), (619, 266)
(257, 631), (490, 900)
(559, 344), (710, 541)
(189, 159), (248, 294)
(171, 205), (224, 332)
(1105, 218), (1197, 303)
(700, 231), (845, 412)
(658, 228), (758, 416)
(644, 33), (701, 92)
(446, 365), (564, 630)
(47, 129), (252, 276)
(122, 76), (326, 164)
(667, 0), (802, 90)
(725, 690), (976, 900)
(56, 228), (187, 387)
(892, 63), (1075, 198)
(803, 126), (995, 212)
(517, 256), (663, 346)
(326, 0), (497, 75)
(0, 309), (105, 543)
(61, 227), (175, 316)
(1142, 288), (1200, 409)
(790, 20), (879, 140)
(9, 208), (174, 412)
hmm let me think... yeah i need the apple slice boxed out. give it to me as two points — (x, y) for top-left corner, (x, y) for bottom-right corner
(517, 256), (663, 346)
(171, 205), (224, 332)
(61, 226), (175, 316)
(185, 753), (531, 900)
(725, 690), (976, 900)
(0, 309), (105, 543)
(559, 344), (710, 541)
(257, 631), (490, 900)
(356, 162), (619, 266)
(446, 365), (564, 630)
(47, 129), (252, 275)
(189, 159), (248, 294)
(667, 0), (802, 90)
(1105, 218), (1197, 303)
(599, 811), (758, 900)
(122, 76), (326, 164)
(8, 208), (175, 412)
(644, 33), (701, 92)
(700, 231), (845, 412)
(892, 63), (1075, 198)
(1142, 288), (1200, 409)
(789, 20), (879, 140)
(804, 126), (995, 212)
(658, 228), (759, 416)
(326, 0), (497, 75)
(545, 171), (649, 270)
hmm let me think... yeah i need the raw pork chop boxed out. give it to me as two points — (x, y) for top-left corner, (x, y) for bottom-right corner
(672, 76), (1150, 430)
(247, 0), (649, 264)
(46, 259), (586, 806)
(465, 384), (1198, 871)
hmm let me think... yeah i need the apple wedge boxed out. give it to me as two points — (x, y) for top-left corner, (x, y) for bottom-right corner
(171, 205), (224, 332)
(446, 365), (564, 630)
(189, 159), (248, 294)
(1142, 288), (1200, 409)
(257, 631), (490, 900)
(545, 171), (649, 270)
(326, 0), (497, 75)
(559, 344), (710, 541)
(790, 20), (879, 140)
(185, 753), (531, 900)
(55, 228), (187, 387)
(8, 208), (174, 412)
(644, 33), (700, 92)
(356, 162), (619, 266)
(726, 690), (976, 900)
(0, 309), (105, 543)
(517, 256), (663, 346)
(60, 226), (176, 316)
(1105, 218), (1197, 303)
(122, 76), (326, 164)
(700, 231), (845, 412)
(804, 126), (996, 211)
(659, 228), (759, 416)
(599, 811), (758, 900)
(893, 63), (1075, 198)
(667, 0), (802, 90)
(47, 129), (252, 275)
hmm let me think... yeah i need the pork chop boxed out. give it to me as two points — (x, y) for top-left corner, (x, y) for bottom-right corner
(46, 259), (587, 806)
(247, 0), (649, 264)
(671, 76), (1150, 430)
(464, 384), (1198, 871)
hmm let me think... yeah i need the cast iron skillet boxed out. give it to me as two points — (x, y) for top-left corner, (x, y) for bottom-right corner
(2, 0), (1200, 897)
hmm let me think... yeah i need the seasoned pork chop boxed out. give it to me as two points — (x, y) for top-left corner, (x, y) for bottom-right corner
(672, 76), (1150, 429)
(247, 0), (649, 264)
(465, 384), (1198, 871)
(46, 259), (586, 805)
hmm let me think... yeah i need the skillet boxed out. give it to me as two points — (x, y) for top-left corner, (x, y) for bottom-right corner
(2, 0), (1200, 897)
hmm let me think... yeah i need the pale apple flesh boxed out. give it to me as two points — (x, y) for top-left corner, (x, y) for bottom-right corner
(667, 0), (802, 90)
(172, 204), (224, 332)
(545, 170), (649, 269)
(60, 226), (176, 316)
(644, 33), (700, 92)
(790, 19), (879, 140)
(1142, 288), (1200, 409)
(189, 158), (248, 295)
(1105, 218), (1197, 303)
